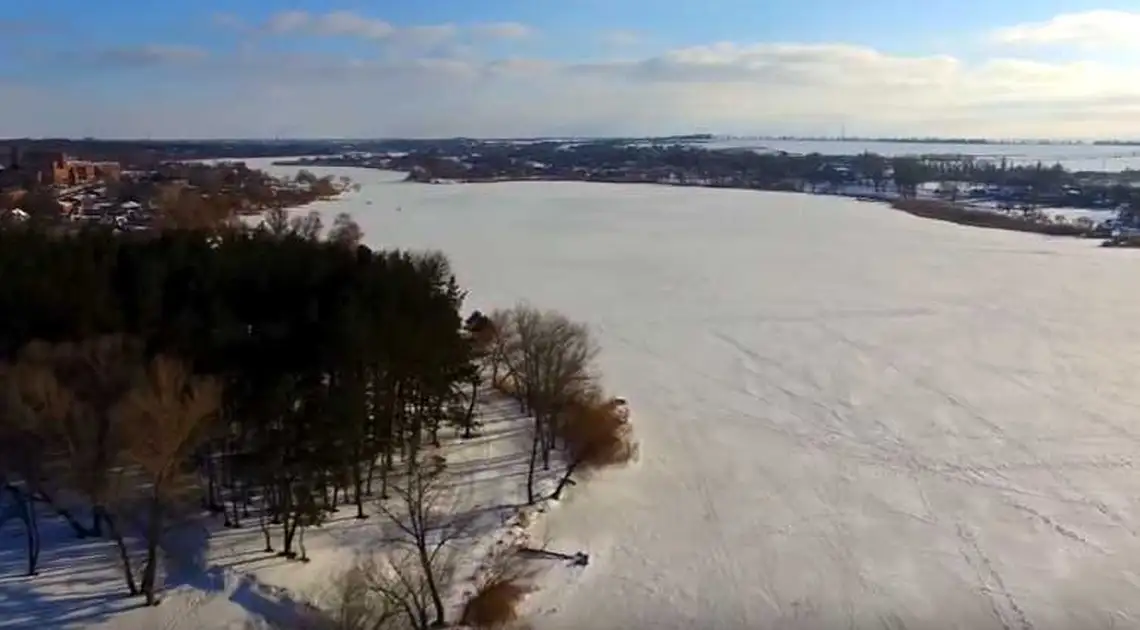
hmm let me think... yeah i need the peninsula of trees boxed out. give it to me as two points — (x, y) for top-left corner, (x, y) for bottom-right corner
(0, 218), (635, 628)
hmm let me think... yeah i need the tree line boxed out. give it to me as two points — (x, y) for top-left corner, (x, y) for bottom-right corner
(0, 218), (635, 628)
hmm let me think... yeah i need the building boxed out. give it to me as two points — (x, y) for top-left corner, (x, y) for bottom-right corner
(41, 153), (122, 186)
(7, 149), (122, 187)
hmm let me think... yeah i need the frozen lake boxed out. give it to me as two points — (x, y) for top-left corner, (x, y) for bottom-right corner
(253, 159), (1140, 629)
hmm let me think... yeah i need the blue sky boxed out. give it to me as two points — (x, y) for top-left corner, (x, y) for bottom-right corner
(3, 2), (1140, 138)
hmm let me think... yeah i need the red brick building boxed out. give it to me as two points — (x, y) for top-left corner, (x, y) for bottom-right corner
(9, 149), (121, 187)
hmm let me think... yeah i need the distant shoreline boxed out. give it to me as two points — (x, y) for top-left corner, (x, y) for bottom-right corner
(273, 159), (1108, 240)
(888, 199), (1094, 238)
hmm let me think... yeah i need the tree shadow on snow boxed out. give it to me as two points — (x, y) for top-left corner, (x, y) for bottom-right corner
(229, 574), (315, 629)
(0, 580), (148, 629)
(0, 510), (153, 628)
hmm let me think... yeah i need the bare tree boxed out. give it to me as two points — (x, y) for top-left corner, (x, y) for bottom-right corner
(9, 337), (143, 594)
(479, 310), (512, 388)
(0, 363), (59, 575)
(115, 356), (222, 606)
(42, 336), (143, 536)
(498, 305), (598, 504)
(315, 559), (405, 630)
(374, 459), (474, 628)
(361, 551), (446, 630)
(328, 212), (363, 249)
(290, 210), (324, 240)
(263, 206), (292, 237)
(456, 369), (481, 439)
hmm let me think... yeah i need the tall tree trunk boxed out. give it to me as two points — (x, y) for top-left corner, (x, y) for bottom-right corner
(352, 459), (367, 519)
(365, 456), (377, 496)
(380, 449), (391, 500)
(551, 459), (580, 501)
(228, 480), (242, 527)
(259, 497), (275, 553)
(25, 491), (40, 576)
(462, 380), (478, 439)
(6, 485), (40, 575)
(419, 543), (446, 627)
(141, 492), (163, 606)
(541, 417), (552, 471)
(104, 511), (139, 595)
(91, 504), (105, 537)
(280, 511), (294, 557)
(526, 421), (540, 505)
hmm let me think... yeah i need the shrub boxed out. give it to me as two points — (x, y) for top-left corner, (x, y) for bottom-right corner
(460, 577), (530, 629)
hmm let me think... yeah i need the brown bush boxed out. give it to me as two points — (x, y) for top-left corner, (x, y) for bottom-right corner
(562, 388), (636, 470)
(549, 387), (637, 500)
(460, 547), (538, 629)
(461, 577), (530, 628)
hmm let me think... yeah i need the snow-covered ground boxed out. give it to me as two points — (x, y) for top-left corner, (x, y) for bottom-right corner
(1, 393), (569, 630)
(247, 159), (1140, 629)
(17, 157), (1140, 629)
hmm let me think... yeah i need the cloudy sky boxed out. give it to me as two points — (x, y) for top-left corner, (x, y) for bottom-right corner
(3, 1), (1140, 139)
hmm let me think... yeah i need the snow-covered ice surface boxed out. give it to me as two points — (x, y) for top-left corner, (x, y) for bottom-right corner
(247, 159), (1140, 630)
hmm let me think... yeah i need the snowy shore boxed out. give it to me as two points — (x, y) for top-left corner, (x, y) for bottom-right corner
(0, 391), (580, 630)
(223, 159), (1140, 628)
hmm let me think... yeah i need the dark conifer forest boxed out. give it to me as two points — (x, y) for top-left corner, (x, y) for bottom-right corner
(0, 224), (480, 602)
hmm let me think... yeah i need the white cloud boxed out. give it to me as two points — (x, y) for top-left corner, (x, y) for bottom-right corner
(990, 10), (1140, 49)
(211, 12), (244, 30)
(253, 11), (534, 46)
(263, 10), (395, 39)
(93, 44), (209, 66)
(600, 30), (643, 47)
(387, 23), (459, 52)
(10, 39), (1140, 139)
(470, 22), (535, 40)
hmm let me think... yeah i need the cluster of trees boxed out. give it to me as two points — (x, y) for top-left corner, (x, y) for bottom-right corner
(0, 220), (477, 608)
(0, 217), (634, 629)
(470, 307), (636, 505)
(128, 166), (358, 231)
(321, 305), (636, 630)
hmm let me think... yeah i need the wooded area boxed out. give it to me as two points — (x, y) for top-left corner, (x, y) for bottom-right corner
(0, 220), (635, 628)
(0, 223), (475, 604)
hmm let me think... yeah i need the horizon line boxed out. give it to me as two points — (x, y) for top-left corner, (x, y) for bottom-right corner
(3, 134), (1140, 145)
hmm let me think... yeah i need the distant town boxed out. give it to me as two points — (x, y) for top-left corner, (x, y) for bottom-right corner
(0, 144), (352, 231)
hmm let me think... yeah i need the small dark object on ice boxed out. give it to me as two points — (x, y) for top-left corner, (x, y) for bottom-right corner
(519, 547), (589, 566)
